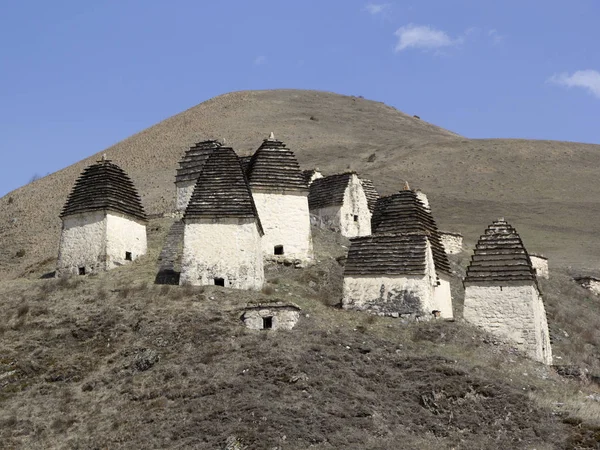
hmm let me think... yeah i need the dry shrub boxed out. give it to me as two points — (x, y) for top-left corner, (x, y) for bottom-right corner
(262, 285), (275, 295)
(17, 304), (29, 318)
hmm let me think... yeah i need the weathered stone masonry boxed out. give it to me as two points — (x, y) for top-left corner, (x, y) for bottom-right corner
(246, 134), (313, 262)
(463, 219), (552, 365)
(57, 159), (147, 277)
(343, 188), (453, 319)
(308, 172), (374, 238)
(180, 146), (264, 290)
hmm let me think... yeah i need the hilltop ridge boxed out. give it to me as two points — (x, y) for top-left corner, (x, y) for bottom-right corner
(2, 89), (600, 279)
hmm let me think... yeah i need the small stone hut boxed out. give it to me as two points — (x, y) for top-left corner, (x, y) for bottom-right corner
(574, 276), (600, 295)
(530, 254), (549, 279)
(246, 134), (313, 262)
(302, 168), (323, 186)
(440, 231), (464, 255)
(308, 172), (372, 237)
(241, 302), (301, 330)
(180, 147), (264, 289)
(57, 158), (147, 277)
(463, 218), (553, 365)
(343, 188), (453, 318)
(175, 140), (222, 212)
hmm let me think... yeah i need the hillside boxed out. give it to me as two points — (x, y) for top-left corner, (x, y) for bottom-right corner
(2, 223), (600, 449)
(2, 89), (600, 279)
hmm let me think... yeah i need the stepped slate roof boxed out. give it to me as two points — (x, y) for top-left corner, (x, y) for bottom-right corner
(308, 172), (354, 210)
(61, 159), (147, 222)
(371, 189), (451, 276)
(344, 232), (428, 276)
(175, 140), (222, 184)
(246, 136), (308, 192)
(464, 218), (537, 285)
(360, 178), (379, 213)
(184, 147), (263, 234)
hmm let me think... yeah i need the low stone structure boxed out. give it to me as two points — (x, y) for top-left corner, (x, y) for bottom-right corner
(57, 158), (148, 277)
(180, 147), (264, 289)
(175, 140), (222, 212)
(301, 168), (323, 186)
(463, 219), (553, 365)
(343, 187), (453, 319)
(440, 231), (463, 255)
(246, 133), (313, 262)
(574, 276), (600, 295)
(530, 254), (549, 279)
(308, 172), (373, 237)
(241, 302), (301, 330)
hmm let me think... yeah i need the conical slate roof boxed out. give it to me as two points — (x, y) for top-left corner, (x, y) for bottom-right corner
(61, 159), (147, 221)
(246, 135), (308, 192)
(360, 178), (379, 213)
(371, 189), (450, 276)
(175, 140), (221, 183)
(344, 232), (429, 276)
(183, 147), (263, 234)
(464, 218), (537, 285)
(308, 172), (354, 210)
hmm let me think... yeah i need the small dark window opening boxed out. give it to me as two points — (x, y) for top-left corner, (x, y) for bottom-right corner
(78, 267), (86, 276)
(125, 251), (132, 261)
(214, 278), (225, 286)
(263, 316), (273, 329)
(353, 215), (359, 222)
(274, 245), (284, 255)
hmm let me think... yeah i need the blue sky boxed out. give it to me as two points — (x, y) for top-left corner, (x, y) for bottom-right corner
(1, 0), (599, 197)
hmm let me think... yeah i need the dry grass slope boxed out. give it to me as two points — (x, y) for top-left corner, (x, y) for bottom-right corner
(2, 224), (600, 449)
(3, 89), (600, 279)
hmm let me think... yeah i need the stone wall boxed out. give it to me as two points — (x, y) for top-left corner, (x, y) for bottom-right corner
(242, 305), (301, 330)
(463, 284), (553, 365)
(180, 217), (264, 290)
(176, 180), (196, 212)
(57, 211), (147, 276)
(433, 273), (453, 319)
(251, 191), (313, 262)
(57, 210), (107, 276)
(530, 255), (549, 279)
(105, 213), (147, 270)
(440, 232), (463, 255)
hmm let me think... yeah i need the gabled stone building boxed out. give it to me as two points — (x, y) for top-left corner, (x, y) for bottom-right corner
(463, 219), (553, 365)
(180, 147), (264, 289)
(343, 188), (453, 318)
(175, 140), (222, 212)
(57, 158), (147, 277)
(308, 172), (372, 237)
(530, 254), (549, 279)
(246, 134), (313, 262)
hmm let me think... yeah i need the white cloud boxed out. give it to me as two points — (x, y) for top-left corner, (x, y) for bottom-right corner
(548, 70), (600, 99)
(253, 55), (267, 66)
(365, 3), (390, 15)
(394, 24), (460, 52)
(488, 29), (504, 44)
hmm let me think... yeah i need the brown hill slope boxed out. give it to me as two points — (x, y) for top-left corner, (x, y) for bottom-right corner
(1, 89), (599, 278)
